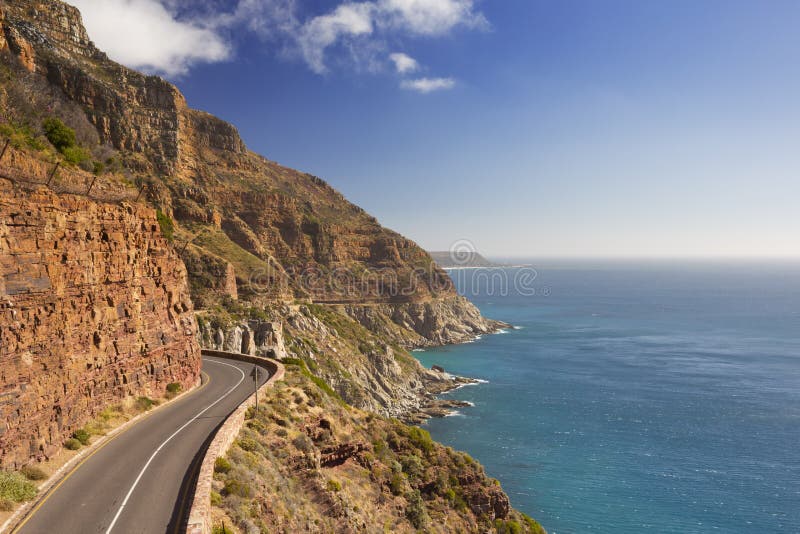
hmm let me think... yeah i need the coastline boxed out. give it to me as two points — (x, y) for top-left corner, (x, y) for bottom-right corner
(403, 326), (505, 424)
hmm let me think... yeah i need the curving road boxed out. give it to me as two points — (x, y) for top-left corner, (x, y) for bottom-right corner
(12, 356), (268, 534)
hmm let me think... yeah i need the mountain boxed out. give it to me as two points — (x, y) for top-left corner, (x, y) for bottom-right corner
(428, 250), (502, 269)
(0, 2), (542, 532)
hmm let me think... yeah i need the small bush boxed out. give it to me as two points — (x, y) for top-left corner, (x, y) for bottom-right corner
(291, 435), (313, 454)
(20, 465), (47, 481)
(389, 472), (404, 496)
(156, 210), (174, 242)
(92, 161), (105, 175)
(405, 489), (428, 529)
(521, 513), (547, 534)
(136, 396), (155, 411)
(211, 525), (234, 534)
(326, 479), (342, 492)
(495, 519), (523, 534)
(237, 438), (259, 453)
(406, 426), (434, 454)
(0, 471), (38, 503)
(400, 454), (424, 480)
(64, 438), (82, 450)
(223, 478), (251, 498)
(210, 490), (223, 506)
(72, 428), (91, 446)
(214, 457), (231, 474)
(62, 145), (90, 165)
(42, 118), (76, 151)
(165, 382), (182, 398)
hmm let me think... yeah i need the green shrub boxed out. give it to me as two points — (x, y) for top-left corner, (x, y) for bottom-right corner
(92, 161), (105, 175)
(1, 122), (48, 151)
(223, 478), (251, 498)
(495, 519), (523, 534)
(389, 472), (404, 496)
(282, 358), (343, 403)
(0, 471), (38, 503)
(521, 513), (547, 534)
(326, 479), (342, 492)
(64, 438), (82, 450)
(136, 396), (155, 411)
(166, 382), (182, 394)
(214, 457), (231, 474)
(237, 438), (259, 452)
(400, 454), (424, 480)
(406, 426), (434, 454)
(211, 524), (234, 534)
(72, 428), (91, 446)
(20, 465), (47, 481)
(42, 118), (76, 151)
(61, 145), (90, 165)
(405, 489), (428, 529)
(156, 210), (174, 242)
(209, 490), (222, 506)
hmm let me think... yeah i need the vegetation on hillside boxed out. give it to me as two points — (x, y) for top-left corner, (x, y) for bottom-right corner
(210, 366), (545, 533)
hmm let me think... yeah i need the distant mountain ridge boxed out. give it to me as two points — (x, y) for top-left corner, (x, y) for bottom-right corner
(429, 250), (502, 268)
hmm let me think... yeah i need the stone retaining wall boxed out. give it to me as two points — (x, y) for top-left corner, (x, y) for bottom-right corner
(186, 350), (285, 534)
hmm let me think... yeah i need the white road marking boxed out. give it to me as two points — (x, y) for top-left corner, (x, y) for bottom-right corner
(104, 358), (248, 534)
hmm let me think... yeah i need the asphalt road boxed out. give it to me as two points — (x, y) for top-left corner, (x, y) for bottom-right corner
(13, 356), (268, 534)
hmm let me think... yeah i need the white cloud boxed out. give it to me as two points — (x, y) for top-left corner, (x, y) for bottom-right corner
(69, 0), (230, 77)
(296, 0), (484, 74)
(401, 77), (455, 93)
(378, 0), (487, 35)
(68, 0), (484, 85)
(389, 52), (418, 74)
(298, 3), (375, 74)
(213, 0), (299, 39)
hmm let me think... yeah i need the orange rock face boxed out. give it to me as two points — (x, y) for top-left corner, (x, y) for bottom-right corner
(0, 179), (200, 467)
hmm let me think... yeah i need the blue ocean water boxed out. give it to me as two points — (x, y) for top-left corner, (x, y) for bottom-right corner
(413, 262), (800, 534)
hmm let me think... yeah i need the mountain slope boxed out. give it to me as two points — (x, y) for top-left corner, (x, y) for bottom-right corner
(0, 0), (499, 345)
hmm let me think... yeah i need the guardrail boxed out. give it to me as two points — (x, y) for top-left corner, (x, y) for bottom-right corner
(185, 350), (285, 534)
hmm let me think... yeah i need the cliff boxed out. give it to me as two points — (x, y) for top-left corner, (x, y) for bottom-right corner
(0, 153), (199, 467)
(0, 0), (500, 345)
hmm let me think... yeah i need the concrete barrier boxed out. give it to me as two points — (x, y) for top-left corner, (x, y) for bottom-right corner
(186, 350), (285, 534)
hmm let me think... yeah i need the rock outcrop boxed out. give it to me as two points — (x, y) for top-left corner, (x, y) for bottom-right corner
(0, 175), (199, 467)
(199, 318), (286, 360)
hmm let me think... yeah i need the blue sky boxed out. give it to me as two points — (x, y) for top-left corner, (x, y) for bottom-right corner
(71, 0), (800, 258)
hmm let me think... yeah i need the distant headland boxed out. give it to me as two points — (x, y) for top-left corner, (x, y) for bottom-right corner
(428, 250), (530, 270)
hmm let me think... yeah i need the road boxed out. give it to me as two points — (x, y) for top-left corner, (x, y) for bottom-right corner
(13, 356), (268, 534)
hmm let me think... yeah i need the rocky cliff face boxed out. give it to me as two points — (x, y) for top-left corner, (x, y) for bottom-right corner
(0, 0), (498, 344)
(0, 169), (199, 467)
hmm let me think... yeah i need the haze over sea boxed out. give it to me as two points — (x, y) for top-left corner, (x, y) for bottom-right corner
(413, 261), (800, 534)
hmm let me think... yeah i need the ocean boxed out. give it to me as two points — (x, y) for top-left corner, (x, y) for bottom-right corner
(413, 261), (800, 534)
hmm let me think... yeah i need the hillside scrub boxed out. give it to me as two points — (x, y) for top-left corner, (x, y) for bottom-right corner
(210, 366), (545, 533)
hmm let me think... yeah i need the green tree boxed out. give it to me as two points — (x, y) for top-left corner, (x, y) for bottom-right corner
(42, 118), (76, 151)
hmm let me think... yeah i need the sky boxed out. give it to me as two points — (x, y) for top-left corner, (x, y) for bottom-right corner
(69, 0), (800, 259)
